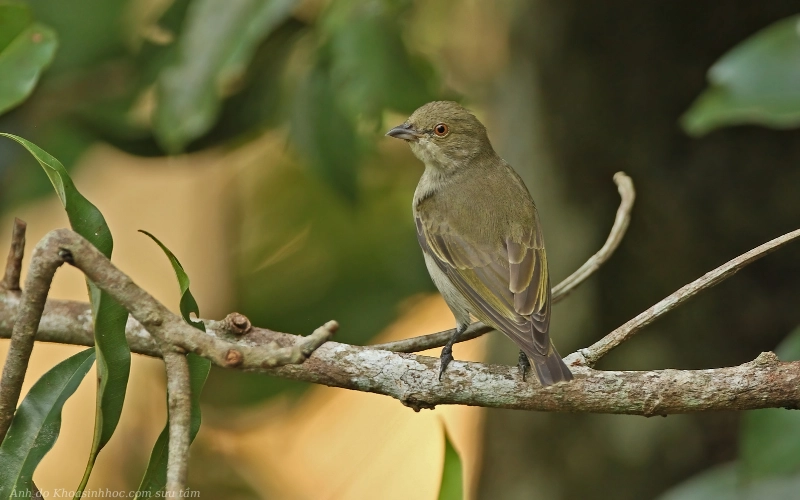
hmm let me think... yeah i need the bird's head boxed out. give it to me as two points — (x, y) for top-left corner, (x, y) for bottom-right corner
(386, 101), (494, 170)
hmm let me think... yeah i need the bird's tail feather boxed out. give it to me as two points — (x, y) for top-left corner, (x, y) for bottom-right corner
(529, 343), (573, 386)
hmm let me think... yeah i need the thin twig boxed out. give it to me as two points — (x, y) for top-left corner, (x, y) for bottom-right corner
(370, 323), (493, 353)
(0, 231), (64, 443)
(371, 172), (636, 353)
(575, 228), (800, 367)
(1, 218), (27, 292)
(551, 172), (635, 299)
(163, 350), (191, 494)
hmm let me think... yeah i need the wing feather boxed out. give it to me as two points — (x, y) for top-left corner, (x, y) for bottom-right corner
(416, 212), (551, 357)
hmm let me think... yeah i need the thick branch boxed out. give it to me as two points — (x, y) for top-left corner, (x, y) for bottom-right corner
(576, 227), (800, 367)
(162, 350), (191, 494)
(1, 307), (798, 414)
(1, 226), (800, 415)
(372, 171), (636, 353)
(1, 218), (26, 292)
(0, 225), (62, 443)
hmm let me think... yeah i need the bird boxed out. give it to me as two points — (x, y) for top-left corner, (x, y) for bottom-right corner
(386, 101), (573, 386)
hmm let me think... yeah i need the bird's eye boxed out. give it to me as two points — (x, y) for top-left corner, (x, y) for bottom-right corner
(433, 123), (449, 137)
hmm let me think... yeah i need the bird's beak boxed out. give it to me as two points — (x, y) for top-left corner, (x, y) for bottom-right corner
(385, 123), (423, 142)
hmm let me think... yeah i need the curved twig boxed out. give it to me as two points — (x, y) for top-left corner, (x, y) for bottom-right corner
(551, 172), (635, 299)
(371, 172), (636, 353)
(0, 222), (63, 443)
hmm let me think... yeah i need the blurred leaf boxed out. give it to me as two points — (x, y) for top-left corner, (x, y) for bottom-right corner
(0, 2), (58, 115)
(136, 231), (210, 496)
(323, 0), (436, 121)
(25, 0), (126, 73)
(0, 348), (96, 498)
(657, 463), (738, 500)
(0, 134), (132, 495)
(219, 0), (297, 87)
(191, 18), (307, 148)
(154, 0), (295, 152)
(291, 62), (360, 200)
(740, 326), (800, 481)
(438, 424), (464, 500)
(682, 15), (800, 136)
(658, 463), (800, 500)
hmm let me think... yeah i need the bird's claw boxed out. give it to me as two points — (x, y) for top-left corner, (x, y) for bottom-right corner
(517, 350), (530, 381)
(439, 345), (454, 381)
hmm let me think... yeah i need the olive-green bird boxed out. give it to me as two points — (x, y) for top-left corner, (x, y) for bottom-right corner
(386, 101), (573, 386)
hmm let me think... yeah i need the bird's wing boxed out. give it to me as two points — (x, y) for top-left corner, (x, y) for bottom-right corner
(415, 213), (551, 356)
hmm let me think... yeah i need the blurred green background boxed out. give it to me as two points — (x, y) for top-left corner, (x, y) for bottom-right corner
(2, 0), (800, 498)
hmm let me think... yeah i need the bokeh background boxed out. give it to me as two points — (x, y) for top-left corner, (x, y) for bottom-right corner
(2, 0), (800, 498)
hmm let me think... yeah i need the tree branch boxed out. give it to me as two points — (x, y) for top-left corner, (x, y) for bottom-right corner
(1, 218), (26, 292)
(1, 224), (800, 416)
(0, 221), (63, 443)
(0, 228), (335, 458)
(371, 171), (636, 353)
(2, 303), (799, 414)
(162, 350), (191, 494)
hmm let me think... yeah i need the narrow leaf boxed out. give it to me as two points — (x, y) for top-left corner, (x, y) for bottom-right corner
(0, 348), (96, 498)
(0, 2), (58, 115)
(138, 230), (205, 332)
(136, 231), (211, 496)
(438, 424), (464, 500)
(0, 134), (132, 494)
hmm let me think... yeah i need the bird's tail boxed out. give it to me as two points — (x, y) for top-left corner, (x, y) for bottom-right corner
(529, 342), (573, 386)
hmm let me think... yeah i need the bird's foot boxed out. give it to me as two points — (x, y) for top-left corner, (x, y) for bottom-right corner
(438, 344), (454, 381)
(517, 350), (530, 381)
(438, 324), (468, 381)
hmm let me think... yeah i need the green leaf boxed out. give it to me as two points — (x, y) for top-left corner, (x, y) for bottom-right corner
(438, 424), (464, 500)
(0, 2), (58, 115)
(138, 230), (205, 332)
(658, 463), (800, 500)
(740, 326), (800, 482)
(682, 15), (800, 136)
(323, 0), (437, 121)
(136, 231), (211, 496)
(291, 62), (360, 201)
(0, 348), (96, 498)
(218, 0), (297, 87)
(153, 0), (296, 152)
(0, 134), (132, 495)
(657, 463), (738, 500)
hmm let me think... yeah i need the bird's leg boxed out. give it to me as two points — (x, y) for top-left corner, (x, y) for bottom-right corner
(517, 350), (531, 381)
(439, 324), (468, 381)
